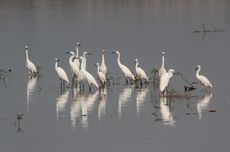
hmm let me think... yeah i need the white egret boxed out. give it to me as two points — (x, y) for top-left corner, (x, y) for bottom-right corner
(55, 58), (69, 89)
(79, 56), (99, 92)
(195, 65), (213, 88)
(134, 58), (148, 86)
(66, 51), (79, 85)
(112, 51), (135, 84)
(25, 45), (38, 76)
(159, 51), (166, 78)
(96, 63), (106, 88)
(99, 50), (107, 76)
(160, 69), (175, 94)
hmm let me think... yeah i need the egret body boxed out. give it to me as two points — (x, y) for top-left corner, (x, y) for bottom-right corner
(195, 65), (212, 88)
(96, 63), (106, 88)
(55, 58), (69, 89)
(79, 56), (99, 92)
(25, 45), (38, 75)
(134, 58), (148, 86)
(112, 51), (135, 84)
(99, 50), (107, 76)
(160, 69), (175, 93)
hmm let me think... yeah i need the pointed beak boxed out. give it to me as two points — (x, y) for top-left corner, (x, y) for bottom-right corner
(66, 51), (70, 54)
(111, 51), (116, 54)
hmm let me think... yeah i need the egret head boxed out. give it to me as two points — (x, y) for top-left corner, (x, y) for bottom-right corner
(79, 56), (84, 61)
(195, 65), (201, 71)
(134, 58), (138, 63)
(55, 58), (60, 62)
(66, 51), (75, 55)
(25, 45), (28, 49)
(77, 42), (81, 46)
(95, 63), (100, 66)
(83, 51), (92, 55)
(112, 51), (120, 55)
(162, 51), (165, 55)
(102, 50), (106, 53)
(168, 69), (175, 74)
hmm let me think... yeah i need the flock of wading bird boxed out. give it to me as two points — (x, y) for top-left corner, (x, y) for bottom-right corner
(25, 43), (213, 95)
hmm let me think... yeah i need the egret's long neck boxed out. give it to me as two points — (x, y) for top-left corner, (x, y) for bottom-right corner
(169, 72), (173, 79)
(97, 65), (100, 74)
(196, 67), (200, 77)
(83, 54), (87, 69)
(55, 61), (58, 70)
(117, 53), (122, 67)
(26, 50), (29, 61)
(161, 55), (165, 68)
(135, 61), (138, 71)
(81, 59), (86, 71)
(69, 53), (74, 63)
(76, 46), (79, 57)
(102, 54), (105, 65)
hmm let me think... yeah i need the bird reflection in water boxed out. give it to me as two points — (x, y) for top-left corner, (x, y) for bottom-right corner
(71, 90), (98, 131)
(160, 96), (175, 126)
(98, 89), (107, 120)
(136, 88), (148, 116)
(118, 86), (133, 119)
(56, 89), (70, 120)
(26, 76), (38, 112)
(197, 93), (213, 120)
(70, 88), (81, 131)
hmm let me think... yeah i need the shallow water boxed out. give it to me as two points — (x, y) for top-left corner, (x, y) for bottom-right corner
(1, 0), (230, 151)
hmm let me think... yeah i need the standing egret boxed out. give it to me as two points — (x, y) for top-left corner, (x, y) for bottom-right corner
(112, 51), (135, 84)
(160, 69), (175, 95)
(159, 51), (166, 78)
(79, 56), (99, 92)
(55, 58), (69, 90)
(195, 65), (213, 89)
(66, 51), (79, 85)
(25, 45), (38, 76)
(96, 63), (106, 88)
(99, 50), (107, 76)
(134, 58), (148, 86)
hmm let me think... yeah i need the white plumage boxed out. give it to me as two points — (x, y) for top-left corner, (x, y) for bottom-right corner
(99, 50), (107, 76)
(195, 65), (212, 88)
(25, 45), (37, 75)
(55, 58), (69, 84)
(159, 51), (166, 78)
(113, 51), (135, 82)
(134, 58), (148, 81)
(67, 51), (79, 78)
(96, 62), (106, 86)
(79, 56), (99, 91)
(160, 69), (174, 92)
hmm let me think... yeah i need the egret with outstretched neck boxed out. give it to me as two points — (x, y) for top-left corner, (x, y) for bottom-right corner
(160, 69), (175, 95)
(99, 50), (107, 76)
(55, 58), (69, 90)
(96, 63), (106, 88)
(134, 58), (148, 86)
(66, 51), (79, 85)
(112, 51), (135, 84)
(195, 65), (212, 89)
(25, 45), (38, 76)
(79, 56), (98, 92)
(159, 51), (166, 78)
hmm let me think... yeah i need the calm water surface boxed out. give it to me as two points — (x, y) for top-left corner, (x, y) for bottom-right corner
(0, 0), (230, 151)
